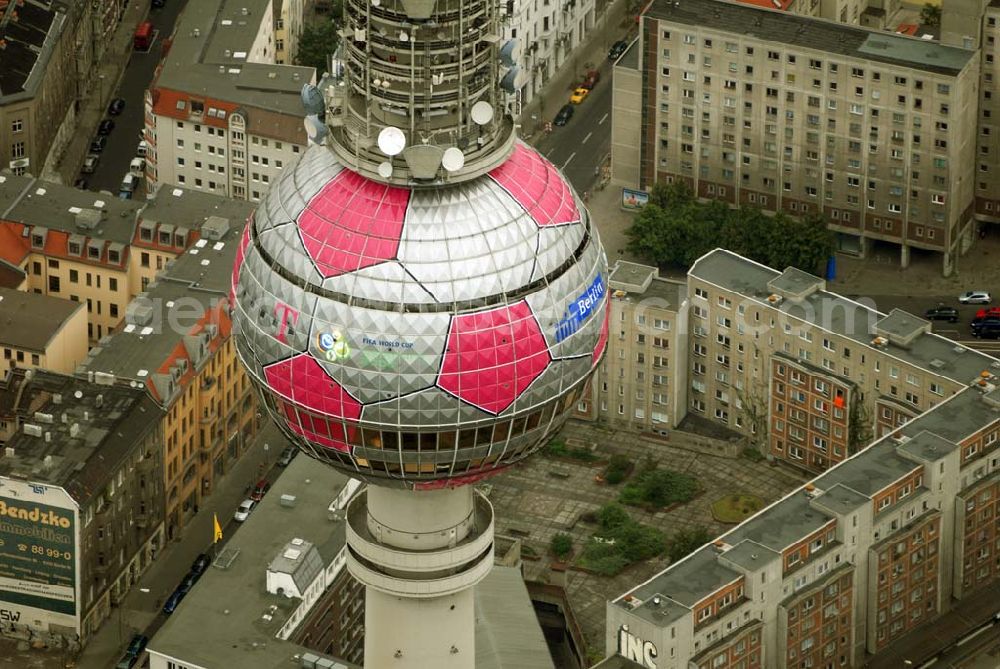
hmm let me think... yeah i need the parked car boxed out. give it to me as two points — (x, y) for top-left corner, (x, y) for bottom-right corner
(973, 320), (1000, 339)
(234, 499), (255, 522)
(136, 139), (149, 158)
(98, 119), (115, 135)
(553, 104), (574, 126)
(82, 155), (100, 174)
(162, 589), (185, 615)
(118, 190), (133, 200)
(582, 69), (600, 90)
(190, 553), (211, 576)
(250, 479), (271, 502)
(959, 291), (992, 304)
(569, 87), (590, 104)
(89, 136), (107, 153)
(130, 157), (146, 177)
(126, 634), (148, 658)
(108, 98), (126, 115)
(608, 40), (628, 61)
(114, 651), (139, 669)
(277, 446), (298, 467)
(923, 306), (959, 322)
(975, 307), (1000, 319)
(179, 571), (200, 593)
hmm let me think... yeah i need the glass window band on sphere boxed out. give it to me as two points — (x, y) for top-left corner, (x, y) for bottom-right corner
(232, 141), (609, 489)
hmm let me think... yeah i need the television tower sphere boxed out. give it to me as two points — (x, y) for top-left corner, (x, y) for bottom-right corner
(231, 141), (609, 489)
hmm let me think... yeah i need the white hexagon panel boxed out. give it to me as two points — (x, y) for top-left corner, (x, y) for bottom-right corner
(232, 141), (609, 489)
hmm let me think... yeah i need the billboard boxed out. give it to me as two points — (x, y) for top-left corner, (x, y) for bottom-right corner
(621, 188), (649, 211)
(0, 481), (77, 625)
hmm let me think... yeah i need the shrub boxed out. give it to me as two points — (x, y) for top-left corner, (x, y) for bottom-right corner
(597, 503), (631, 531)
(550, 533), (574, 559)
(667, 526), (713, 563)
(604, 454), (632, 484)
(620, 468), (700, 509)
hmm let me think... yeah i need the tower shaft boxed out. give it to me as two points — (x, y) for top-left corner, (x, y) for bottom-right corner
(346, 486), (495, 668)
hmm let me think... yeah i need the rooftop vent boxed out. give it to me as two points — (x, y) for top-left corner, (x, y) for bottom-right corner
(871, 336), (888, 348)
(767, 293), (783, 305)
(23, 424), (43, 438)
(34, 412), (54, 424)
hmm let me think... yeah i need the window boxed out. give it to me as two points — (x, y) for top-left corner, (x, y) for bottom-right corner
(11, 119), (23, 133)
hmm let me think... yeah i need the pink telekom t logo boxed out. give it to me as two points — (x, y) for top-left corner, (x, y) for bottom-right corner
(273, 302), (300, 343)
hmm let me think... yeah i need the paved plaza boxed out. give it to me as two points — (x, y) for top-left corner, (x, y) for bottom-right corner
(487, 419), (808, 652)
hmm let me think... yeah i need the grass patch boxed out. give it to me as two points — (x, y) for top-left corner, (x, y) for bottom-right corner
(619, 466), (700, 510)
(544, 438), (600, 463)
(711, 494), (765, 524)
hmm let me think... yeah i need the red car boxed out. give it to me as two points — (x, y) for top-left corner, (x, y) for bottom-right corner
(250, 479), (271, 502)
(582, 69), (600, 90)
(975, 307), (1000, 319)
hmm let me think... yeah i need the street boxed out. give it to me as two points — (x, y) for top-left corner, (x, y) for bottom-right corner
(79, 0), (190, 194)
(76, 421), (289, 669)
(531, 57), (614, 197)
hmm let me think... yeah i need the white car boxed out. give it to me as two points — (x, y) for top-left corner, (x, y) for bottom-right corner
(233, 499), (255, 522)
(959, 291), (992, 305)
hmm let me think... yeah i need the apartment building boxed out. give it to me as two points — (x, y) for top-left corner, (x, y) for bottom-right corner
(0, 369), (165, 645)
(144, 0), (315, 202)
(0, 176), (248, 342)
(502, 0), (597, 106)
(614, 0), (981, 274)
(0, 287), (88, 374)
(685, 249), (995, 475)
(0, 0), (76, 177)
(605, 374), (1000, 667)
(81, 208), (259, 541)
(273, 0), (306, 65)
(974, 5), (1000, 223)
(573, 262), (689, 433)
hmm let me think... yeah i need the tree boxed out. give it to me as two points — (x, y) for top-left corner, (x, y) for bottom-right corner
(920, 2), (942, 26)
(667, 526), (712, 563)
(295, 16), (342, 73)
(550, 533), (573, 559)
(619, 468), (700, 509)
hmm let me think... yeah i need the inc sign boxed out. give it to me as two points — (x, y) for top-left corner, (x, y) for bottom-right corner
(618, 625), (658, 669)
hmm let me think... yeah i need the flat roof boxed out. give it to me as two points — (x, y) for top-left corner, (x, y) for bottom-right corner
(140, 186), (254, 253)
(153, 0), (314, 117)
(0, 177), (142, 245)
(475, 566), (557, 669)
(616, 38), (641, 70)
(0, 369), (162, 504)
(689, 249), (998, 387)
(900, 383), (1000, 444)
(0, 287), (83, 351)
(0, 0), (67, 102)
(148, 456), (353, 669)
(645, 0), (975, 76)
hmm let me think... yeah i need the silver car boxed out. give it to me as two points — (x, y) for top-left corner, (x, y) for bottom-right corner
(233, 499), (255, 522)
(959, 291), (992, 305)
(81, 154), (99, 174)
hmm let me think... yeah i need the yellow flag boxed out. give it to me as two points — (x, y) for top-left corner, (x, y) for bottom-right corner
(213, 513), (223, 543)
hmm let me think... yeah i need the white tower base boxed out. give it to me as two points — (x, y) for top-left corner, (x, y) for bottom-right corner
(346, 485), (495, 669)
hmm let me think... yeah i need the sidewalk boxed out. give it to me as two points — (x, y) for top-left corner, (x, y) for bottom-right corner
(43, 1), (150, 185)
(75, 421), (287, 669)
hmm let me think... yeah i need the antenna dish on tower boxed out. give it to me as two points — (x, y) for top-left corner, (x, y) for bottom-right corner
(377, 127), (407, 156)
(470, 101), (494, 125)
(441, 147), (465, 172)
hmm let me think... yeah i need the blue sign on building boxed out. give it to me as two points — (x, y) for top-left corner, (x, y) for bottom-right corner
(555, 274), (605, 343)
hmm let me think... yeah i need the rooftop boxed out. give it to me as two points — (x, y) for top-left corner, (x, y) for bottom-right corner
(0, 0), (66, 101)
(616, 37), (641, 70)
(0, 175), (142, 246)
(148, 455), (354, 669)
(0, 369), (161, 504)
(899, 382), (1000, 444)
(0, 287), (83, 352)
(689, 249), (998, 386)
(152, 0), (314, 121)
(645, 0), (975, 76)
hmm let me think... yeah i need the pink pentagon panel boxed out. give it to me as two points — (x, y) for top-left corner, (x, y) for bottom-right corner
(264, 354), (363, 452)
(593, 299), (610, 364)
(488, 143), (579, 227)
(230, 217), (252, 306)
(297, 169), (410, 277)
(438, 301), (552, 414)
